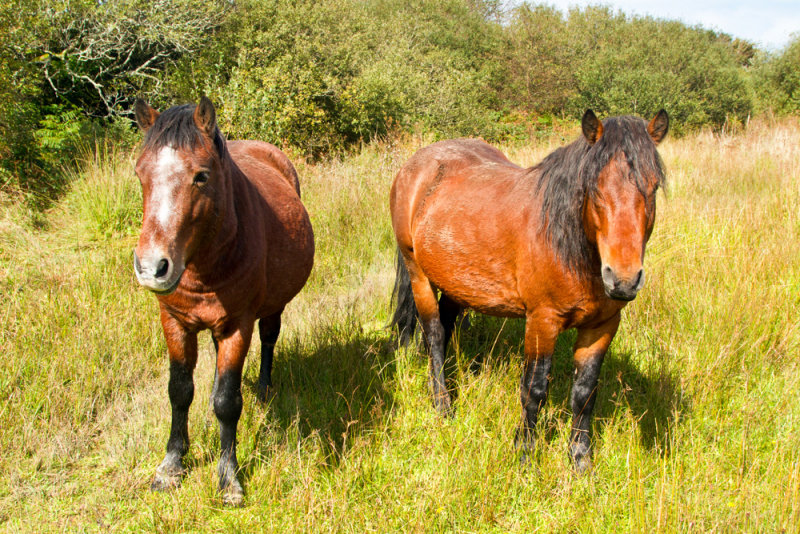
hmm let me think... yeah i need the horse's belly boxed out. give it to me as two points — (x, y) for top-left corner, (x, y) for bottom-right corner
(413, 208), (527, 317)
(239, 181), (314, 317)
(420, 254), (526, 318)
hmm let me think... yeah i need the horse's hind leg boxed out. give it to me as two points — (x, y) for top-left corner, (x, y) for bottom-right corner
(438, 293), (462, 354)
(405, 260), (452, 415)
(257, 312), (282, 402)
(438, 292), (464, 388)
(209, 336), (219, 411)
(569, 314), (619, 473)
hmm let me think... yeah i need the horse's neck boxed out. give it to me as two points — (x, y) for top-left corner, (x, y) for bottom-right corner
(528, 163), (601, 281)
(189, 155), (252, 278)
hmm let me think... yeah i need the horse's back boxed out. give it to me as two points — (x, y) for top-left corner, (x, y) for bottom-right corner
(397, 138), (517, 185)
(229, 140), (314, 316)
(229, 140), (301, 196)
(391, 138), (522, 244)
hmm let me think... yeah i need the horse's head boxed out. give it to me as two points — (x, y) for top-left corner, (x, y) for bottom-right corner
(132, 97), (227, 294)
(580, 109), (668, 301)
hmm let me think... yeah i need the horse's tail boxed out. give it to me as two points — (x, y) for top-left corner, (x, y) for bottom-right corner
(390, 247), (418, 346)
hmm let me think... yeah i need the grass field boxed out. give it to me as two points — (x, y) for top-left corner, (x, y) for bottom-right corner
(1, 118), (799, 532)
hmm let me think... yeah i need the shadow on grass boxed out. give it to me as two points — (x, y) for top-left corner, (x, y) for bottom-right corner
(241, 323), (397, 472)
(444, 312), (688, 456)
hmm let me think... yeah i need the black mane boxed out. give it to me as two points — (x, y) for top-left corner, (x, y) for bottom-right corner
(142, 103), (226, 156)
(533, 115), (666, 275)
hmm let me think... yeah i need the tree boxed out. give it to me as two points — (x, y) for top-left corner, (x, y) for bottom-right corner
(754, 34), (800, 115)
(504, 4), (755, 132)
(35, 0), (225, 118)
(0, 0), (226, 198)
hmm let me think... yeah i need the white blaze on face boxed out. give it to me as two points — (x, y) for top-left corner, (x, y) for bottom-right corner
(149, 146), (186, 236)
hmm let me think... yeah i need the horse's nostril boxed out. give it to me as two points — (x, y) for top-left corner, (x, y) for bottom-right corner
(155, 258), (170, 279)
(601, 265), (616, 288)
(633, 268), (645, 290)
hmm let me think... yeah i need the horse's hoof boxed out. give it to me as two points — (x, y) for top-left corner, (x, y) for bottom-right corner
(572, 453), (593, 474)
(516, 448), (543, 476)
(257, 384), (275, 404)
(151, 476), (180, 492)
(433, 390), (453, 417)
(151, 463), (185, 492)
(435, 402), (453, 418)
(221, 480), (244, 507)
(518, 447), (535, 468)
(570, 442), (593, 474)
(514, 429), (537, 468)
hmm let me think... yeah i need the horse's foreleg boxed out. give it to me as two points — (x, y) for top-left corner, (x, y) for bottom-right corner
(516, 317), (558, 464)
(570, 314), (619, 473)
(257, 312), (282, 402)
(213, 322), (253, 506)
(152, 313), (198, 491)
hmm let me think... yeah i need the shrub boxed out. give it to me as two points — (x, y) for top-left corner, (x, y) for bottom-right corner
(505, 4), (756, 133)
(0, 0), (224, 200)
(753, 35), (800, 115)
(166, 0), (506, 156)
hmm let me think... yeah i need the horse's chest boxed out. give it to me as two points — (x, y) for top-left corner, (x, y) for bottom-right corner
(563, 297), (626, 330)
(160, 288), (253, 334)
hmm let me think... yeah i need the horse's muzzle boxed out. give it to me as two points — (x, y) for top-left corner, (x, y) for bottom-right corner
(601, 265), (645, 301)
(133, 251), (183, 295)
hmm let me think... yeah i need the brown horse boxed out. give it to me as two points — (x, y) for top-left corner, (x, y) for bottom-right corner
(132, 97), (314, 505)
(390, 110), (668, 470)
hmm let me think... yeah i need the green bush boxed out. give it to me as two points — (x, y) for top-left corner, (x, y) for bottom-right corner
(0, 0), (223, 201)
(753, 35), (800, 115)
(505, 4), (755, 133)
(166, 0), (506, 156)
(503, 4), (577, 114)
(0, 0), (790, 200)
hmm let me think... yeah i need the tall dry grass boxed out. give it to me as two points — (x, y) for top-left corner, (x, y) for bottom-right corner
(0, 119), (798, 531)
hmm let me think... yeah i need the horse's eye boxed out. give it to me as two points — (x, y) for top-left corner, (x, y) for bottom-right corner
(193, 171), (209, 186)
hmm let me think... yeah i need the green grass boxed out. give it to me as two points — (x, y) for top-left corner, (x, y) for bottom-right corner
(1, 121), (799, 532)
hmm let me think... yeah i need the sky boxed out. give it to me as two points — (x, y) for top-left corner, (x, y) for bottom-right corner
(533, 0), (799, 50)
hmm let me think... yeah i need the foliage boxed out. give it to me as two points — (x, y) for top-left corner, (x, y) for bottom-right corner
(368, 0), (508, 140)
(753, 34), (800, 115)
(34, 0), (225, 118)
(504, 5), (756, 133)
(504, 4), (577, 114)
(206, 0), (406, 156)
(0, 0), (224, 201)
(1, 0), (799, 196)
(166, 0), (506, 156)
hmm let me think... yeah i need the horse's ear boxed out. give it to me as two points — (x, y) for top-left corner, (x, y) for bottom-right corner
(647, 109), (669, 145)
(134, 99), (159, 131)
(581, 109), (603, 145)
(193, 96), (217, 136)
